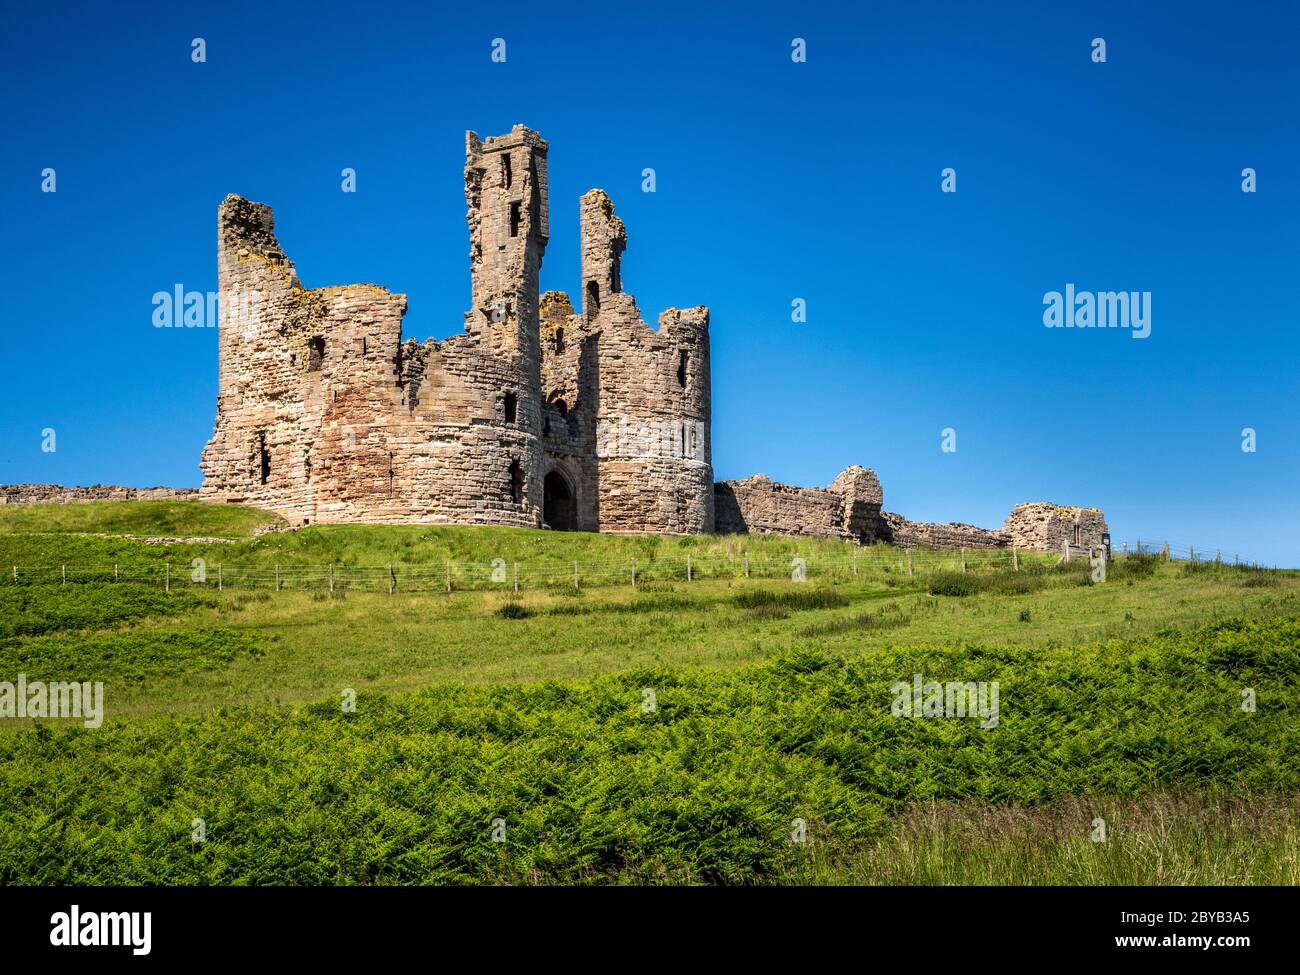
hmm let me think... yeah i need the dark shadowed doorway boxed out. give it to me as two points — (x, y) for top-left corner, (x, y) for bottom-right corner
(543, 470), (577, 531)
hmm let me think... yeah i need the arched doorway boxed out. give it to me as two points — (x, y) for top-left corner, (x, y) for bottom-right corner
(543, 469), (577, 531)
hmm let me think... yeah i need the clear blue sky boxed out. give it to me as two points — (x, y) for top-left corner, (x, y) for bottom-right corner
(2, 1), (1296, 563)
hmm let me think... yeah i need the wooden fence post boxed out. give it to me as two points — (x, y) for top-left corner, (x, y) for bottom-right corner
(388, 563), (394, 595)
(852, 550), (858, 578)
(907, 548), (913, 579)
(961, 548), (967, 574)
(445, 562), (451, 593)
(218, 563), (223, 592)
(1162, 540), (1169, 560)
(1013, 548), (1019, 571)
(631, 558), (637, 589)
(513, 562), (519, 594)
(165, 563), (170, 592)
(329, 563), (334, 594)
(574, 560), (579, 591)
(687, 555), (692, 582)
(744, 552), (750, 579)
(62, 564), (67, 585)
(114, 563), (119, 580)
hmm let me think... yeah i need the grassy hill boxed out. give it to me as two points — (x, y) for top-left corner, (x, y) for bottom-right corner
(0, 500), (1297, 884)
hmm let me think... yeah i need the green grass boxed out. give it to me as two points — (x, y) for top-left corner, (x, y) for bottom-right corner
(0, 501), (1296, 884)
(0, 615), (1296, 884)
(0, 499), (282, 539)
(0, 583), (216, 638)
(789, 792), (1300, 884)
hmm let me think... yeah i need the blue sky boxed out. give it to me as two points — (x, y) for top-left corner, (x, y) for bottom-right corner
(1, 1), (1296, 563)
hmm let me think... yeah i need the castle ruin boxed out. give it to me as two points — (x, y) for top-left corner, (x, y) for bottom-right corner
(195, 123), (1107, 554)
(200, 125), (710, 533)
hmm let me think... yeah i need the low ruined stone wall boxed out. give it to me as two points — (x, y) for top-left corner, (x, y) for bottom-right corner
(0, 484), (199, 505)
(713, 466), (883, 543)
(714, 475), (847, 539)
(877, 511), (1008, 549)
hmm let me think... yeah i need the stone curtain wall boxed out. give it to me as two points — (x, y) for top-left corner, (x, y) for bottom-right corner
(0, 485), (199, 505)
(714, 467), (883, 543)
(713, 468), (1103, 554)
(877, 512), (1008, 549)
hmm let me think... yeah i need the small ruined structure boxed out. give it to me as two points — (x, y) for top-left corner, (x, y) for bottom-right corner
(182, 123), (1103, 550)
(199, 125), (711, 533)
(1003, 503), (1109, 553)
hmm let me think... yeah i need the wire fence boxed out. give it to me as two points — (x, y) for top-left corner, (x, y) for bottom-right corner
(0, 537), (1277, 595)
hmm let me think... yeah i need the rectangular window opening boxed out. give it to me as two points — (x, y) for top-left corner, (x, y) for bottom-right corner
(508, 458), (523, 505)
(308, 335), (325, 371)
(509, 202), (521, 238)
(258, 433), (270, 484)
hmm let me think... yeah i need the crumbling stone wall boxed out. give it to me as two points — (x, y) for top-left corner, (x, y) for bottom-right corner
(877, 512), (1008, 549)
(200, 125), (713, 533)
(0, 485), (199, 505)
(714, 467), (1103, 554)
(714, 467), (882, 543)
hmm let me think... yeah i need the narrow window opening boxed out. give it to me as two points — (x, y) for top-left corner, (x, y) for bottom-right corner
(258, 433), (270, 485)
(508, 459), (523, 504)
(677, 350), (688, 387)
(388, 452), (395, 498)
(554, 327), (565, 353)
(681, 424), (686, 457)
(361, 336), (367, 356)
(501, 154), (513, 188)
(1073, 524), (1081, 546)
(509, 201), (521, 238)
(586, 280), (600, 311)
(504, 392), (517, 424)
(308, 335), (325, 371)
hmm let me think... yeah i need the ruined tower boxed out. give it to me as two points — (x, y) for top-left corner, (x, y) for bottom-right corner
(537, 189), (713, 534)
